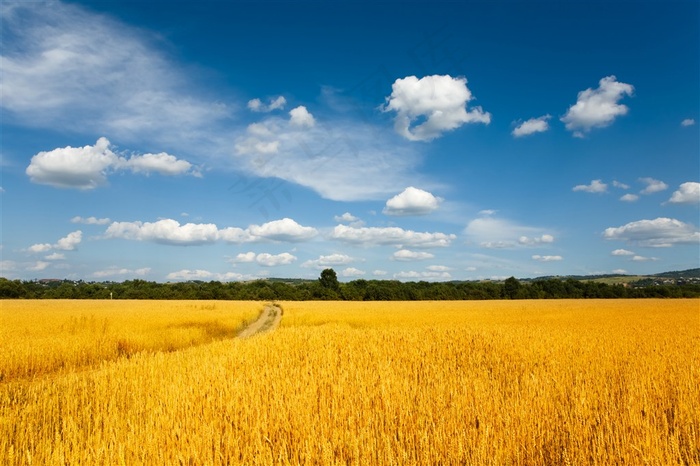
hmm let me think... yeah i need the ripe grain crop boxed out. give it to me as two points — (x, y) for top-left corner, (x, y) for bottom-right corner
(0, 300), (261, 381)
(1, 299), (698, 465)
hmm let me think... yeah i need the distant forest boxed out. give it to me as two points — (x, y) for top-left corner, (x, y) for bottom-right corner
(2, 269), (699, 300)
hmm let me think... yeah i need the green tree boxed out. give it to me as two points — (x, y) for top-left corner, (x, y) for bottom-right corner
(319, 269), (340, 292)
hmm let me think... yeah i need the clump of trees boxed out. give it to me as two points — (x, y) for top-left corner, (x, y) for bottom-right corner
(2, 269), (698, 300)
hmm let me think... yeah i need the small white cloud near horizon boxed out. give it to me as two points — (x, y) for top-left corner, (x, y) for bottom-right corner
(620, 193), (639, 202)
(93, 267), (151, 278)
(667, 182), (700, 204)
(681, 118), (695, 127)
(518, 234), (554, 246)
(340, 267), (365, 278)
(639, 177), (668, 195)
(381, 75), (490, 141)
(302, 254), (356, 269)
(561, 76), (634, 137)
(612, 180), (630, 189)
(255, 252), (297, 267)
(631, 255), (659, 262)
(392, 249), (435, 261)
(532, 255), (563, 262)
(573, 179), (607, 193)
(248, 96), (287, 113)
(332, 224), (455, 248)
(512, 115), (551, 137)
(383, 187), (442, 216)
(465, 216), (554, 250)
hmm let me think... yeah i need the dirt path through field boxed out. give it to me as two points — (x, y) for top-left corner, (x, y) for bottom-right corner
(237, 303), (282, 338)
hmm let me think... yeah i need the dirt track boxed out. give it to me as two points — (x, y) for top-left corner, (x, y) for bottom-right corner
(237, 304), (282, 338)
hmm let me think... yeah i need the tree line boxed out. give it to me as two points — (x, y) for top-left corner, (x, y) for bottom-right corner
(1, 270), (698, 300)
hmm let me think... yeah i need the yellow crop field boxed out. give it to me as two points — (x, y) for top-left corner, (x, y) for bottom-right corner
(1, 299), (699, 465)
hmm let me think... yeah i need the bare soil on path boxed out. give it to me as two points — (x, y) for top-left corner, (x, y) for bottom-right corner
(237, 304), (282, 339)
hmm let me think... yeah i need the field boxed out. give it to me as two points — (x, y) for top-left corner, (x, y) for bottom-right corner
(1, 299), (699, 465)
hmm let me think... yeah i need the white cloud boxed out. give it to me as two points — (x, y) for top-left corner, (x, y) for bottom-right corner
(392, 249), (435, 261)
(2, 2), (229, 152)
(302, 254), (355, 269)
(465, 217), (554, 249)
(383, 187), (442, 216)
(27, 261), (51, 272)
(478, 209), (497, 216)
(26, 138), (196, 189)
(71, 216), (111, 225)
(532, 255), (563, 262)
(28, 230), (82, 253)
(333, 212), (364, 227)
(573, 179), (607, 193)
(247, 218), (318, 242)
(248, 96), (287, 112)
(123, 152), (193, 176)
(518, 235), (554, 246)
(231, 252), (257, 263)
(165, 269), (252, 282)
(381, 75), (490, 141)
(611, 249), (635, 256)
(561, 76), (634, 137)
(512, 115), (550, 137)
(105, 219), (219, 245)
(620, 194), (639, 202)
(45, 253), (66, 261)
(233, 114), (424, 202)
(372, 270), (388, 276)
(393, 270), (451, 280)
(612, 269), (628, 274)
(681, 118), (696, 127)
(427, 265), (451, 272)
(612, 180), (629, 190)
(255, 252), (296, 267)
(331, 225), (455, 248)
(631, 255), (658, 262)
(340, 267), (365, 278)
(104, 217), (316, 245)
(667, 182), (700, 204)
(289, 106), (315, 128)
(93, 267), (151, 278)
(603, 217), (700, 247)
(639, 177), (668, 195)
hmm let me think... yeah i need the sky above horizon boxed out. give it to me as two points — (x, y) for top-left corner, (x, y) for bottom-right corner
(1, 0), (699, 282)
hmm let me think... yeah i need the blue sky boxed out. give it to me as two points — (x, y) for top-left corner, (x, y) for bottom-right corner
(1, 0), (698, 282)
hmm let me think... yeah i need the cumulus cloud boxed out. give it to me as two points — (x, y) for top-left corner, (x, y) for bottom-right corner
(71, 216), (111, 225)
(289, 106), (315, 128)
(631, 255), (658, 262)
(611, 249), (635, 256)
(93, 267), (151, 278)
(26, 138), (196, 189)
(561, 76), (634, 137)
(667, 182), (699, 204)
(681, 118), (696, 127)
(383, 187), (442, 216)
(248, 96), (287, 112)
(231, 252), (257, 263)
(333, 212), (364, 227)
(427, 265), (451, 272)
(465, 217), (554, 249)
(532, 255), (563, 262)
(331, 225), (455, 248)
(104, 218), (317, 245)
(372, 270), (388, 276)
(612, 180), (630, 190)
(255, 252), (296, 267)
(620, 194), (639, 202)
(28, 230), (82, 253)
(512, 115), (551, 137)
(393, 270), (451, 280)
(603, 217), (700, 247)
(302, 254), (355, 269)
(381, 75), (490, 141)
(165, 269), (250, 282)
(639, 177), (668, 195)
(45, 253), (66, 261)
(340, 267), (365, 278)
(573, 179), (607, 193)
(392, 249), (435, 261)
(27, 261), (50, 272)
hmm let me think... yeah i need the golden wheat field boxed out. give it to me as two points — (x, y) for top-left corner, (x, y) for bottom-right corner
(1, 299), (699, 465)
